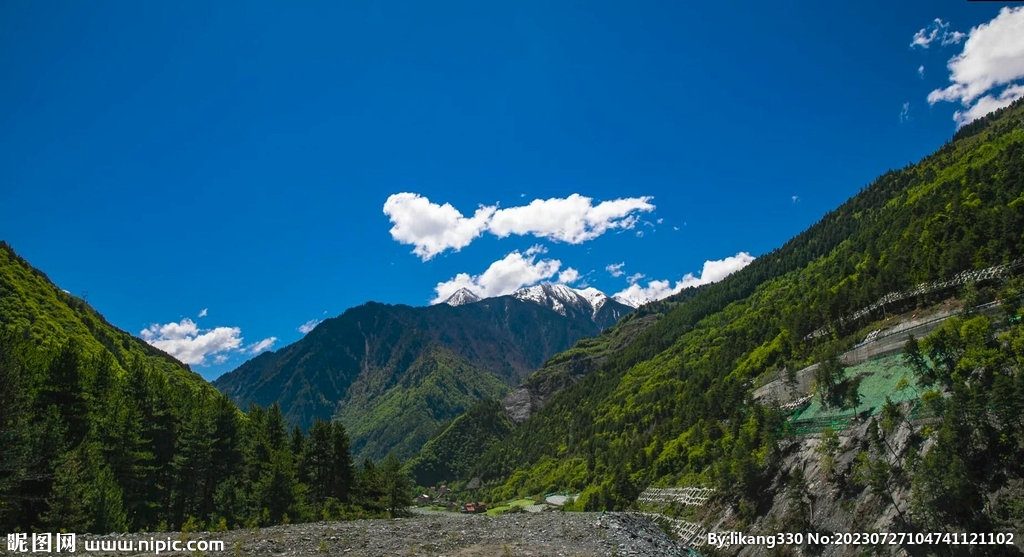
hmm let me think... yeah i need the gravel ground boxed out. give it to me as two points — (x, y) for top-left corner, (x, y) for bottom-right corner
(54, 512), (694, 557)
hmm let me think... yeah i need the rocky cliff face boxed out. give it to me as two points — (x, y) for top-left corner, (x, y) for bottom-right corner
(649, 398), (939, 556)
(501, 386), (537, 425)
(501, 312), (660, 424)
(732, 406), (932, 557)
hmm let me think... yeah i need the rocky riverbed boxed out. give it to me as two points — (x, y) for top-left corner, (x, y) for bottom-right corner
(66, 511), (695, 557)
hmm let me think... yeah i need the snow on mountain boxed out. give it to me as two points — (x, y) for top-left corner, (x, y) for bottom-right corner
(576, 287), (609, 314)
(442, 283), (632, 324)
(512, 284), (613, 320)
(611, 293), (647, 309)
(443, 287), (482, 306)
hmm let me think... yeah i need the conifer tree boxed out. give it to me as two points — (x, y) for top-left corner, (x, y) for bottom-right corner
(42, 447), (90, 532)
(170, 397), (214, 529)
(85, 351), (118, 422)
(355, 458), (385, 513)
(302, 420), (333, 505)
(81, 442), (128, 534)
(330, 422), (356, 503)
(42, 441), (127, 534)
(37, 340), (89, 448)
(121, 359), (170, 530)
(380, 453), (410, 518)
(290, 425), (305, 464)
(252, 450), (303, 525)
(207, 395), (241, 520)
(22, 404), (70, 529)
(97, 374), (150, 530)
(0, 330), (33, 532)
(264, 403), (288, 450)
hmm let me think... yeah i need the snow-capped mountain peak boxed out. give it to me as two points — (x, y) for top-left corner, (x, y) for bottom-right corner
(576, 286), (611, 314)
(610, 292), (647, 309)
(443, 287), (482, 306)
(511, 284), (617, 320)
(439, 283), (633, 323)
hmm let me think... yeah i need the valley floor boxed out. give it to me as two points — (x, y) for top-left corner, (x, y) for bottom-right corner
(64, 512), (693, 557)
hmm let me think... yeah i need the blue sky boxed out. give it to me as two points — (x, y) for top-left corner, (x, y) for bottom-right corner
(2, 1), (1022, 379)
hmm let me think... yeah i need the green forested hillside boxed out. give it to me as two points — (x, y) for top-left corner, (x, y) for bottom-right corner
(214, 296), (618, 461)
(0, 243), (214, 394)
(336, 346), (510, 461)
(898, 310), (1024, 538)
(501, 289), (705, 426)
(0, 245), (413, 534)
(405, 399), (514, 488)
(473, 99), (1024, 523)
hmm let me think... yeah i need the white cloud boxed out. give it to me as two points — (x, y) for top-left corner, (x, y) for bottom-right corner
(636, 230), (644, 238)
(606, 262), (626, 277)
(910, 18), (966, 49)
(612, 252), (755, 305)
(140, 317), (276, 366)
(383, 193), (496, 261)
(383, 193), (656, 260)
(557, 267), (580, 284)
(431, 246), (562, 304)
(947, 84), (1024, 127)
(198, 308), (208, 318)
(673, 226), (680, 231)
(298, 319), (321, 334)
(925, 7), (1024, 128)
(656, 218), (664, 225)
(246, 337), (277, 355)
(900, 102), (911, 122)
(626, 272), (645, 284)
(140, 318), (243, 366)
(791, 195), (799, 203)
(918, 65), (925, 78)
(486, 194), (655, 244)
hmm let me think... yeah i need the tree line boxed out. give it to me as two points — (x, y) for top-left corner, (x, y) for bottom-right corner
(0, 330), (412, 535)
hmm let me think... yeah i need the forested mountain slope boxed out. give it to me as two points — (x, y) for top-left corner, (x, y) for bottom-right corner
(470, 98), (1024, 536)
(405, 399), (515, 488)
(501, 287), (705, 425)
(0, 243), (413, 534)
(0, 243), (215, 394)
(214, 295), (625, 461)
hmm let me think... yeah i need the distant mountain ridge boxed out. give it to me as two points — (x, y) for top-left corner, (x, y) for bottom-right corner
(444, 283), (635, 324)
(214, 291), (634, 461)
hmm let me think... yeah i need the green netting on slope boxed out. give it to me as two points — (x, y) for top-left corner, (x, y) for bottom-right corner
(791, 352), (919, 422)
